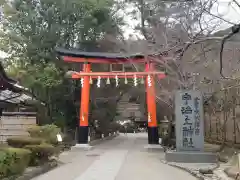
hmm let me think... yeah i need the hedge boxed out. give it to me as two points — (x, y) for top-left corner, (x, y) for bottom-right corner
(24, 144), (57, 166)
(0, 148), (31, 178)
(27, 124), (61, 145)
(7, 137), (43, 148)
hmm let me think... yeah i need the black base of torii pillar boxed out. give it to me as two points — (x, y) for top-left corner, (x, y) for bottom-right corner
(148, 127), (159, 144)
(77, 126), (89, 144)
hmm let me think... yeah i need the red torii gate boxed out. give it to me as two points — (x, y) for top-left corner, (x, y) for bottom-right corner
(56, 48), (166, 145)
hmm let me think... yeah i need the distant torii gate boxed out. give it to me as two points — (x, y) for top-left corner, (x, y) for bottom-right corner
(56, 48), (166, 145)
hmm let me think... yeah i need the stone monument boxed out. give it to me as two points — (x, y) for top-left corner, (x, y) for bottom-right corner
(165, 90), (217, 163)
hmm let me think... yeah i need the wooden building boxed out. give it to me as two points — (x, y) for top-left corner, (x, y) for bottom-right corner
(0, 62), (37, 143)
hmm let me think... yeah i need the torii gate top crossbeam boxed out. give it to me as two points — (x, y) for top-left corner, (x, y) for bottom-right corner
(56, 48), (151, 64)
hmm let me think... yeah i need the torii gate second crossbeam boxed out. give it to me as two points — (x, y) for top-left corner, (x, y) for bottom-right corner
(56, 48), (166, 145)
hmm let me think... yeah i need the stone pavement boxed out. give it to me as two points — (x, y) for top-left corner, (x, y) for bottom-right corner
(33, 133), (197, 180)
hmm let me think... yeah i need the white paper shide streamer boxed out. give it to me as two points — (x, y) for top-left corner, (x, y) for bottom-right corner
(115, 75), (119, 87)
(81, 78), (84, 87)
(147, 75), (152, 87)
(134, 74), (137, 86)
(97, 76), (101, 88)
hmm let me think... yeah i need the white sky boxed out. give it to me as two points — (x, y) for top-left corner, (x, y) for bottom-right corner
(212, 0), (240, 25)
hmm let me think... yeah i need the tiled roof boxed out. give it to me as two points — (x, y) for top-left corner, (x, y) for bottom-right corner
(0, 89), (34, 104)
(0, 61), (36, 105)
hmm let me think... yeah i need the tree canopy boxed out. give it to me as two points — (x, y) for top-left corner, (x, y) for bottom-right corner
(0, 0), (124, 129)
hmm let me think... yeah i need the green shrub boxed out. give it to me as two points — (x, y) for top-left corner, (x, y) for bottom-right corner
(28, 124), (61, 145)
(27, 126), (42, 137)
(0, 148), (31, 178)
(24, 144), (58, 166)
(7, 137), (43, 148)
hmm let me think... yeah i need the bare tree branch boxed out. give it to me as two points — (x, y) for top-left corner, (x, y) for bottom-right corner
(219, 24), (240, 78)
(232, 0), (240, 9)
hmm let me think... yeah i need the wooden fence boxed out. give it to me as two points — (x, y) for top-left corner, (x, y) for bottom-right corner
(0, 112), (36, 143)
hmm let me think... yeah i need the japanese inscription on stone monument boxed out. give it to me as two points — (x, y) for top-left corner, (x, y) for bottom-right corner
(175, 90), (204, 151)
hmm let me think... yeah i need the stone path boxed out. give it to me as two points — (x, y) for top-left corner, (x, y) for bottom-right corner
(75, 150), (128, 180)
(33, 133), (197, 180)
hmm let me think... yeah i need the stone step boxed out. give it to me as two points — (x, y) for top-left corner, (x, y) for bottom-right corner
(115, 94), (144, 122)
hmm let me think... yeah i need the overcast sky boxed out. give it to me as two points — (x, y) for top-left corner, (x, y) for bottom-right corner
(213, 0), (240, 25)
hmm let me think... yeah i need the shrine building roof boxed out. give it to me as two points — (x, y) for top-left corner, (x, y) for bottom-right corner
(0, 61), (40, 105)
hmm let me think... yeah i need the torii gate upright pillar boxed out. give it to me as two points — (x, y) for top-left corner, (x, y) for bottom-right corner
(146, 63), (159, 144)
(78, 63), (91, 144)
